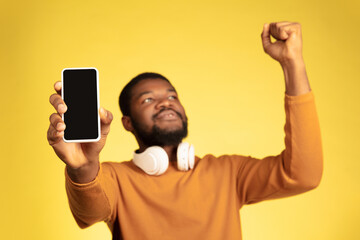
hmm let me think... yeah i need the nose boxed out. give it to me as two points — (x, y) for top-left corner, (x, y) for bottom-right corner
(155, 97), (172, 109)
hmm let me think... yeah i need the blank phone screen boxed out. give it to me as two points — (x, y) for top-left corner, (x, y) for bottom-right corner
(62, 68), (100, 141)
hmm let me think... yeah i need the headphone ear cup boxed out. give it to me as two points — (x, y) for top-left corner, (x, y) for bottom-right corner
(155, 147), (169, 175)
(188, 144), (195, 169)
(177, 142), (189, 171)
(133, 146), (169, 175)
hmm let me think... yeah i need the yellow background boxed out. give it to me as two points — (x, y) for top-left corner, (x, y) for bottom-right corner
(1, 0), (359, 239)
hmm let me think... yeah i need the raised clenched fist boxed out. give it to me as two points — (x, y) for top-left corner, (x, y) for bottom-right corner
(261, 22), (304, 66)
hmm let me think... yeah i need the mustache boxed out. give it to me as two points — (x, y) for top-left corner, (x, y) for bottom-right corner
(152, 108), (183, 120)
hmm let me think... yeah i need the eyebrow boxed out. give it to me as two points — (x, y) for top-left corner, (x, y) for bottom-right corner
(135, 88), (177, 100)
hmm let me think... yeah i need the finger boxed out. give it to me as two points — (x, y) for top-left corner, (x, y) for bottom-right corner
(99, 107), (113, 136)
(54, 81), (62, 95)
(49, 93), (67, 114)
(278, 22), (302, 41)
(261, 23), (272, 53)
(47, 123), (64, 146)
(270, 22), (301, 41)
(49, 113), (66, 131)
(272, 21), (291, 27)
(270, 22), (291, 41)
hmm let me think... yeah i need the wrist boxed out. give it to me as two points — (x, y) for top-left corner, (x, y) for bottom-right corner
(66, 160), (100, 183)
(281, 58), (311, 96)
(280, 55), (305, 70)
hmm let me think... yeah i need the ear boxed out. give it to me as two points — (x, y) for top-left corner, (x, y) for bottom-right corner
(122, 116), (134, 132)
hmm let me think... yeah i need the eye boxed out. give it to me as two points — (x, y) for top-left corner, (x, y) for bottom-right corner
(143, 97), (153, 103)
(168, 95), (177, 100)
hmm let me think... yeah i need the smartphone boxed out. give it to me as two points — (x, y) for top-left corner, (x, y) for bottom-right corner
(61, 67), (101, 142)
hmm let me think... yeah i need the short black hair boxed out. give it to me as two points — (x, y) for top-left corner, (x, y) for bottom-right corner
(119, 72), (171, 116)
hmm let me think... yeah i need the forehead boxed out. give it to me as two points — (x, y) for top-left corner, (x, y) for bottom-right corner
(131, 78), (175, 99)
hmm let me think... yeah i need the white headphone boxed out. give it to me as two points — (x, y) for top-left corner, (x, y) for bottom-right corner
(132, 142), (195, 176)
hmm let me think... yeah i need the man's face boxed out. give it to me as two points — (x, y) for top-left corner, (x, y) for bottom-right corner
(128, 78), (188, 146)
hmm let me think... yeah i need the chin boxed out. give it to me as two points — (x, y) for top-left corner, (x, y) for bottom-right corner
(160, 126), (185, 134)
(156, 121), (183, 130)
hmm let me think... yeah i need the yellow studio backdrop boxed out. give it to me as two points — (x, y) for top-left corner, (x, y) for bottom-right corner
(1, 0), (359, 239)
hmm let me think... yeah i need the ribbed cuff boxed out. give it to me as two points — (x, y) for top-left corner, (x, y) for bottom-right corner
(65, 164), (101, 189)
(285, 90), (314, 104)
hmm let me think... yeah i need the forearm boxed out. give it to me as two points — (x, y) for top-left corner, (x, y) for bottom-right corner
(282, 91), (323, 189)
(281, 58), (311, 96)
(65, 164), (112, 228)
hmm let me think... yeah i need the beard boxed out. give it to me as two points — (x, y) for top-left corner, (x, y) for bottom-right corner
(131, 109), (188, 147)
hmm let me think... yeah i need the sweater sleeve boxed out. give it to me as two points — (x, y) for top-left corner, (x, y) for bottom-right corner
(237, 91), (323, 205)
(65, 163), (119, 228)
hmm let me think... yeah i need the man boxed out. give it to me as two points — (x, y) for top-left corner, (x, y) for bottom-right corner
(47, 22), (323, 239)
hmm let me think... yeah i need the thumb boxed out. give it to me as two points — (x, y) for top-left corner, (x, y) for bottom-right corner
(99, 107), (113, 137)
(261, 23), (272, 53)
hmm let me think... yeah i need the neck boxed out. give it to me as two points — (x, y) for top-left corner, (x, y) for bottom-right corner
(138, 144), (178, 162)
(162, 145), (178, 162)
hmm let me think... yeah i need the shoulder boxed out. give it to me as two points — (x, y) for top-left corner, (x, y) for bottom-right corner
(196, 154), (250, 170)
(100, 160), (141, 177)
(197, 153), (249, 162)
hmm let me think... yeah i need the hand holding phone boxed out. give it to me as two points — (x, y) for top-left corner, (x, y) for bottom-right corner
(47, 68), (113, 183)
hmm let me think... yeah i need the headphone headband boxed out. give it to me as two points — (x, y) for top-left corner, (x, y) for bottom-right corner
(133, 143), (195, 175)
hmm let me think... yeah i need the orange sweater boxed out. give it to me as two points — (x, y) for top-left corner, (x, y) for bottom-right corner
(65, 91), (323, 239)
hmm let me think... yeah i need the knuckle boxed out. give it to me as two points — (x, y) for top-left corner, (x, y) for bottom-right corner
(49, 113), (56, 121)
(294, 22), (301, 29)
(49, 113), (61, 124)
(270, 23), (275, 30)
(49, 94), (56, 103)
(53, 129), (59, 138)
(47, 128), (55, 144)
(49, 93), (60, 105)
